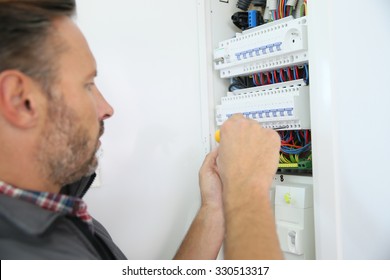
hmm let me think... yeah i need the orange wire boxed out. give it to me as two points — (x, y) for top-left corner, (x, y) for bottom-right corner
(279, 0), (284, 18)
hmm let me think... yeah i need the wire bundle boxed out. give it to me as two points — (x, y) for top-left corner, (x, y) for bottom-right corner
(251, 64), (308, 86)
(278, 130), (311, 165)
(269, 0), (299, 21)
(228, 76), (251, 91)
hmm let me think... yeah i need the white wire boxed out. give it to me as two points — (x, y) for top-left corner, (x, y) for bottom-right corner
(267, 0), (278, 10)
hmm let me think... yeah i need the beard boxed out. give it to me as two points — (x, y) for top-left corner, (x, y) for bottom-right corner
(37, 93), (101, 188)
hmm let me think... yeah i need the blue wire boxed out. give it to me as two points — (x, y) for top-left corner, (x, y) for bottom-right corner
(284, 2), (287, 17)
(292, 67), (297, 80)
(295, 130), (301, 143)
(304, 64), (309, 81)
(270, 71), (275, 84)
(304, 130), (308, 145)
(252, 75), (257, 86)
(258, 73), (262, 85)
(279, 70), (284, 82)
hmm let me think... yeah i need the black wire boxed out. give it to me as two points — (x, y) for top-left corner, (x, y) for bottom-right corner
(236, 0), (252, 11)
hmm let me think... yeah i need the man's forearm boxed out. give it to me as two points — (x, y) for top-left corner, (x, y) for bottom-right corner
(224, 182), (283, 260)
(174, 206), (224, 260)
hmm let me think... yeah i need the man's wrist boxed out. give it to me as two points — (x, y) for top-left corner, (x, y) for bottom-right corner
(199, 203), (224, 220)
(223, 178), (272, 214)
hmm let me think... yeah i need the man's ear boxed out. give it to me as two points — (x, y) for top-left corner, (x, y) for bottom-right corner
(0, 70), (42, 128)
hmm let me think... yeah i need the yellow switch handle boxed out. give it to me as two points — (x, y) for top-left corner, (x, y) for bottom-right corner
(215, 129), (221, 143)
(284, 193), (291, 204)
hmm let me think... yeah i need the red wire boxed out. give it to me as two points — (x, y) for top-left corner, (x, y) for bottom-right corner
(266, 72), (271, 84)
(281, 131), (290, 145)
(280, 69), (285, 82)
(274, 70), (278, 83)
(260, 73), (265, 85)
(253, 73), (259, 85)
(299, 131), (305, 144)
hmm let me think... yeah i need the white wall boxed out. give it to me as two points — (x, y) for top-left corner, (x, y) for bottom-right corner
(309, 0), (390, 259)
(76, 0), (205, 259)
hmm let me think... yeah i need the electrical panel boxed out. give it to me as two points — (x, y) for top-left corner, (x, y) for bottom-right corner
(212, 0), (311, 175)
(210, 0), (314, 259)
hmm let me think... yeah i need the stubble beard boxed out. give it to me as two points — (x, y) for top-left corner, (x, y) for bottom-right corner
(37, 94), (99, 189)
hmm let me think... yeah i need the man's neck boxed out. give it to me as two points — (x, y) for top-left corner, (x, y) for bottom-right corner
(0, 168), (59, 193)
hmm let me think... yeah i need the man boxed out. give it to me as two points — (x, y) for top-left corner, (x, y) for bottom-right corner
(0, 0), (282, 259)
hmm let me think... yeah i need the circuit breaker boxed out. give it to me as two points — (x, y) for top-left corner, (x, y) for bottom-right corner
(275, 183), (314, 259)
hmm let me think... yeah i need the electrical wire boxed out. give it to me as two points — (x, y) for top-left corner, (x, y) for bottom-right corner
(274, 70), (279, 83)
(278, 130), (312, 163)
(294, 66), (299, 79)
(300, 0), (307, 16)
(279, 0), (284, 18)
(260, 73), (265, 85)
(228, 76), (248, 91)
(266, 72), (271, 84)
(304, 64), (309, 82)
(279, 69), (285, 82)
(234, 63), (309, 90)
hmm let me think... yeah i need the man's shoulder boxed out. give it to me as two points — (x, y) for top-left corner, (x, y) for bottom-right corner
(0, 194), (100, 259)
(0, 194), (63, 236)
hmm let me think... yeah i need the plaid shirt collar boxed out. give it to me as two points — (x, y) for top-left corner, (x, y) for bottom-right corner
(0, 181), (94, 233)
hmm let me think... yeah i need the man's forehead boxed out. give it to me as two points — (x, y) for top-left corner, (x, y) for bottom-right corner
(52, 17), (87, 50)
(52, 16), (97, 71)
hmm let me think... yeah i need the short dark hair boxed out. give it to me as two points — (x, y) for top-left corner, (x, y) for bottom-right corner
(0, 0), (76, 95)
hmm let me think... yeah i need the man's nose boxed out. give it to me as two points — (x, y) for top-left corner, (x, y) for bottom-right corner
(96, 89), (114, 121)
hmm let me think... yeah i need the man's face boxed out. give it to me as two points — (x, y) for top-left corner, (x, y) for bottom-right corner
(36, 17), (113, 188)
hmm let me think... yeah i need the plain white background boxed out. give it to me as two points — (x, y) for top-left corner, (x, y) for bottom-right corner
(308, 0), (390, 259)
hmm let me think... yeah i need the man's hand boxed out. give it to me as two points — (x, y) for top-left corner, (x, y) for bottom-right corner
(199, 148), (223, 211)
(217, 114), (280, 197)
(216, 114), (283, 259)
(173, 149), (224, 259)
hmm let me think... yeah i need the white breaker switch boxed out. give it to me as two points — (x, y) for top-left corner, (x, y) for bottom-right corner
(275, 183), (315, 259)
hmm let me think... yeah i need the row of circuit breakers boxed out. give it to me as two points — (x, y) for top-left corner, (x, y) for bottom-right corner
(213, 16), (310, 131)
